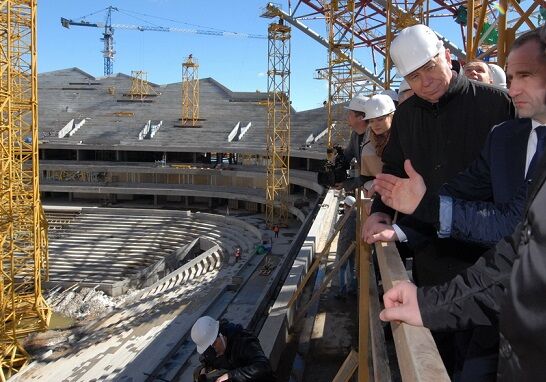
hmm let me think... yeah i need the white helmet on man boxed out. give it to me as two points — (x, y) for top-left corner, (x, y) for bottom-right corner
(363, 94), (396, 120)
(191, 316), (220, 354)
(380, 89), (399, 102)
(390, 24), (444, 77)
(488, 63), (507, 88)
(398, 79), (411, 93)
(343, 195), (356, 207)
(344, 93), (369, 113)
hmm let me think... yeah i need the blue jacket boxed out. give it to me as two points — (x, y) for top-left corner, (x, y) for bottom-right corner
(413, 118), (532, 246)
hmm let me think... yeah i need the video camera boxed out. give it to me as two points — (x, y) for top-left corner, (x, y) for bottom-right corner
(317, 145), (349, 187)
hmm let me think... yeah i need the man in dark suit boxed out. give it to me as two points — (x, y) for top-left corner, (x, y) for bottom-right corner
(373, 30), (545, 248)
(377, 26), (546, 380)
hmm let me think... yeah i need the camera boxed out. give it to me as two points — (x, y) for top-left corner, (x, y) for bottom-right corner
(317, 145), (349, 187)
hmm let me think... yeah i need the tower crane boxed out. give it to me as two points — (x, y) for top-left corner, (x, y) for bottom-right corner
(61, 6), (267, 76)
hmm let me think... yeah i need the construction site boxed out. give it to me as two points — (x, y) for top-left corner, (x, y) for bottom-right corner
(1, 1), (544, 381)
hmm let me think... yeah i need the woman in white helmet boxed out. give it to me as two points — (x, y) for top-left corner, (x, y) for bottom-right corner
(360, 94), (396, 193)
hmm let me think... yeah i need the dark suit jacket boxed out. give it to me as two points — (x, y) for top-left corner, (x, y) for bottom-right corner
(417, 150), (546, 380)
(411, 118), (532, 246)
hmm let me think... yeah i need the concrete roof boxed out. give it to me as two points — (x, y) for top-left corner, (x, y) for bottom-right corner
(38, 68), (329, 158)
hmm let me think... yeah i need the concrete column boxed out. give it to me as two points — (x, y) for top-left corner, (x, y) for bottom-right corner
(116, 151), (120, 161)
(307, 158), (311, 171)
(154, 195), (158, 206)
(76, 150), (81, 161)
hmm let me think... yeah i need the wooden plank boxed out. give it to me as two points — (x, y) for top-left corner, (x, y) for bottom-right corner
(358, 216), (371, 382)
(287, 204), (355, 309)
(293, 242), (356, 324)
(358, 194), (371, 382)
(333, 349), (359, 382)
(375, 241), (450, 382)
(368, 265), (392, 382)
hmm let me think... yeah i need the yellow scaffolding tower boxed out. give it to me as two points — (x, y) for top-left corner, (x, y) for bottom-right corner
(0, 0), (51, 379)
(181, 55), (200, 127)
(326, 0), (355, 149)
(266, 21), (291, 228)
(129, 70), (156, 101)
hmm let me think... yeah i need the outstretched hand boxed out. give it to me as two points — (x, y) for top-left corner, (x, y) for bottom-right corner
(379, 281), (423, 327)
(373, 159), (426, 214)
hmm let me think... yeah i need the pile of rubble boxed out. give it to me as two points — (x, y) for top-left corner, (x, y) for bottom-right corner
(47, 286), (138, 320)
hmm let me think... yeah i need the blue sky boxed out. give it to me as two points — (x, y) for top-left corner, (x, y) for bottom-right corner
(37, 1), (538, 111)
(38, 0), (328, 111)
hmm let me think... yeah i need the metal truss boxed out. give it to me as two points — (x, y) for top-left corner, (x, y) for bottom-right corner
(181, 55), (200, 127)
(265, 22), (291, 228)
(0, 1), (51, 378)
(326, 0), (356, 148)
(129, 70), (156, 101)
(282, 0), (544, 90)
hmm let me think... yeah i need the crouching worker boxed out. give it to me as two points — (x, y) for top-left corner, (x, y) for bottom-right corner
(191, 316), (276, 382)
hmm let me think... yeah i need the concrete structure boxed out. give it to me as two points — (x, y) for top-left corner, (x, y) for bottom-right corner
(16, 68), (348, 381)
(44, 207), (262, 296)
(38, 68), (331, 219)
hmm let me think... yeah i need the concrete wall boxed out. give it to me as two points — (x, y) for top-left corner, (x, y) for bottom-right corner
(258, 189), (340, 369)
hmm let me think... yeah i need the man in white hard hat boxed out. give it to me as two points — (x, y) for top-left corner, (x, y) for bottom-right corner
(380, 88), (399, 104)
(334, 93), (373, 191)
(397, 79), (414, 104)
(377, 26), (546, 381)
(362, 23), (514, 379)
(335, 195), (357, 299)
(191, 316), (275, 382)
(488, 63), (507, 88)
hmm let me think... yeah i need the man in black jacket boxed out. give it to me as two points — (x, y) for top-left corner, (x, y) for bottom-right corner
(191, 316), (275, 382)
(362, 23), (514, 378)
(379, 149), (546, 381)
(378, 26), (546, 381)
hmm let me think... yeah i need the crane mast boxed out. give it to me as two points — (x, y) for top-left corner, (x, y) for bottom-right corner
(0, 0), (51, 378)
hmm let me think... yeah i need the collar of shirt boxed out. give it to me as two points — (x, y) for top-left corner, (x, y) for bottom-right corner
(525, 119), (545, 176)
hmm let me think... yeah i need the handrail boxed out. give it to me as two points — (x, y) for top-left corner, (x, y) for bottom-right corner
(374, 241), (450, 382)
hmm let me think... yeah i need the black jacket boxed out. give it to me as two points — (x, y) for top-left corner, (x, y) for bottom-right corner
(209, 321), (275, 382)
(371, 74), (514, 285)
(417, 151), (546, 380)
(412, 118), (532, 246)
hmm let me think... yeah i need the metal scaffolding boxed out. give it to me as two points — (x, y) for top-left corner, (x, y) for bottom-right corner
(181, 55), (200, 127)
(129, 70), (156, 101)
(0, 0), (51, 378)
(265, 21), (291, 228)
(325, 0), (355, 149)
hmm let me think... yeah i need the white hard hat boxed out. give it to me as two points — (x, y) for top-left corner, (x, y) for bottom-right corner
(191, 316), (219, 354)
(390, 24), (444, 77)
(380, 89), (399, 102)
(488, 63), (507, 88)
(344, 94), (368, 113)
(343, 195), (356, 207)
(363, 94), (396, 120)
(398, 79), (411, 93)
